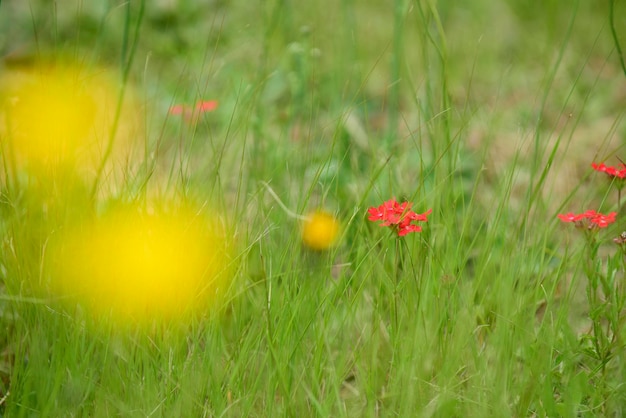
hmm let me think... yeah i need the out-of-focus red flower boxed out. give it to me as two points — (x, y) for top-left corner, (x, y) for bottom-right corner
(557, 209), (617, 229)
(196, 100), (218, 112)
(168, 104), (186, 116)
(367, 199), (431, 236)
(168, 100), (218, 123)
(591, 162), (626, 179)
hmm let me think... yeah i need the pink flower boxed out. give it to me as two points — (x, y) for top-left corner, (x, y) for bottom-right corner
(368, 199), (431, 236)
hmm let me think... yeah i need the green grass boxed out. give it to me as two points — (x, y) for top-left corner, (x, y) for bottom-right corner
(1, 0), (626, 416)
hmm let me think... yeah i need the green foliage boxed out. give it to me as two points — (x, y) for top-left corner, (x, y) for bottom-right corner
(1, 0), (625, 416)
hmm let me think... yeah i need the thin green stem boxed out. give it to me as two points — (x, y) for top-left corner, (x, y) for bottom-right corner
(393, 237), (401, 332)
(609, 0), (626, 78)
(387, 0), (405, 143)
(90, 0), (145, 200)
(618, 187), (622, 229)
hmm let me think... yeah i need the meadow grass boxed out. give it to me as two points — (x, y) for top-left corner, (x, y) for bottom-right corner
(1, 0), (626, 416)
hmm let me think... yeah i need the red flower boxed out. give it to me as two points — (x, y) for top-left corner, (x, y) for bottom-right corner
(168, 100), (218, 123)
(591, 162), (626, 179)
(557, 212), (585, 222)
(589, 211), (617, 228)
(168, 104), (186, 115)
(196, 100), (218, 112)
(368, 199), (431, 236)
(557, 209), (617, 229)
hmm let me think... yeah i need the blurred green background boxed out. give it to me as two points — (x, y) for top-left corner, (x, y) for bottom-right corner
(1, 1), (626, 416)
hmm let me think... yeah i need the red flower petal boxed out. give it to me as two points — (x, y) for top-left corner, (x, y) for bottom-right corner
(196, 100), (218, 112)
(592, 162), (607, 172)
(368, 200), (430, 236)
(409, 209), (432, 222)
(558, 210), (617, 228)
(589, 211), (617, 228)
(367, 207), (384, 221)
(557, 213), (581, 222)
(398, 224), (422, 236)
(592, 162), (626, 178)
(582, 210), (598, 218)
(169, 104), (186, 115)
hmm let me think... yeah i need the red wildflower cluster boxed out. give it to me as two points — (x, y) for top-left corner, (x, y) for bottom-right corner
(591, 162), (626, 179)
(557, 210), (617, 229)
(367, 199), (431, 236)
(169, 100), (218, 123)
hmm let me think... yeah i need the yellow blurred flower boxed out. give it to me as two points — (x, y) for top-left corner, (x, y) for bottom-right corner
(47, 205), (234, 325)
(1, 63), (137, 169)
(301, 211), (340, 251)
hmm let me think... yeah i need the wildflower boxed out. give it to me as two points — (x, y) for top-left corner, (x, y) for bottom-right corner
(2, 64), (133, 168)
(613, 231), (626, 245)
(47, 204), (233, 325)
(591, 162), (626, 179)
(368, 199), (431, 236)
(168, 99), (218, 123)
(168, 104), (186, 115)
(557, 209), (617, 229)
(301, 211), (340, 250)
(196, 100), (218, 112)
(589, 211), (617, 228)
(557, 212), (586, 222)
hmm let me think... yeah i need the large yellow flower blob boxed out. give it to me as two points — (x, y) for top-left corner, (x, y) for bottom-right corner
(1, 63), (137, 170)
(47, 205), (234, 325)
